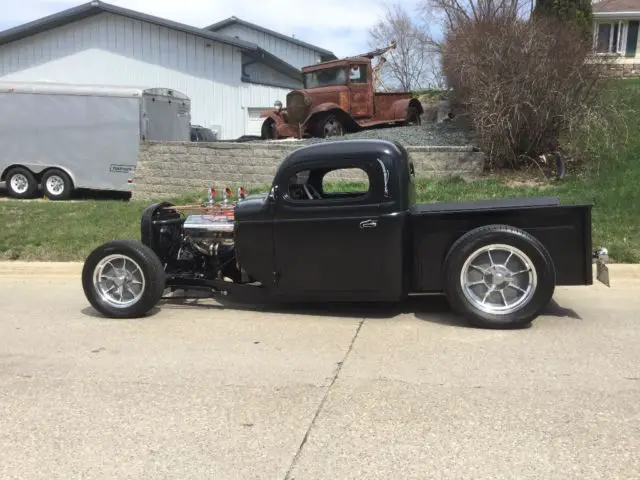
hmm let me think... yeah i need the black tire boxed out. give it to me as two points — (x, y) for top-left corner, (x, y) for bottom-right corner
(261, 119), (276, 140)
(442, 224), (556, 329)
(41, 168), (73, 200)
(312, 112), (344, 138)
(406, 106), (422, 125)
(82, 240), (166, 319)
(5, 167), (38, 199)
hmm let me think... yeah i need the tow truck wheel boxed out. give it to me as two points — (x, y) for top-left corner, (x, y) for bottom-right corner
(82, 240), (166, 319)
(406, 106), (422, 125)
(442, 225), (556, 329)
(313, 113), (344, 138)
(261, 119), (276, 140)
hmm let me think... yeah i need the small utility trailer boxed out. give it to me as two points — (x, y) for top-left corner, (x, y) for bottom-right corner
(81, 139), (610, 329)
(0, 81), (191, 200)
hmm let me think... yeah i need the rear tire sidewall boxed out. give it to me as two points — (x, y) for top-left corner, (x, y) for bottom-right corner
(6, 167), (38, 199)
(42, 169), (73, 200)
(82, 240), (166, 318)
(443, 226), (556, 329)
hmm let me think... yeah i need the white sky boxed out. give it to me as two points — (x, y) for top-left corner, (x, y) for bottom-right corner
(0, 0), (424, 58)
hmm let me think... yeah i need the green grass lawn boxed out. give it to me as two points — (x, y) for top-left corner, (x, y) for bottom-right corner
(1, 80), (639, 263)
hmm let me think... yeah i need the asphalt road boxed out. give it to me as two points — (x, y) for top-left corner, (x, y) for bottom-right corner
(0, 271), (639, 479)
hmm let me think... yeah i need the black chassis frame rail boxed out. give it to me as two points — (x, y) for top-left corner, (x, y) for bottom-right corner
(163, 274), (271, 302)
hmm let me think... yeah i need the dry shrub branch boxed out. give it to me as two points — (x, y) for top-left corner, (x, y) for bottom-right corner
(430, 0), (616, 169)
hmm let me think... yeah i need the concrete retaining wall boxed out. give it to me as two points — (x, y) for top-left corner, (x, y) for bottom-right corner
(132, 141), (485, 200)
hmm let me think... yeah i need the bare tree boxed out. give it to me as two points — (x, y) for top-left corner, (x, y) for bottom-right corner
(420, 0), (533, 29)
(368, 3), (442, 91)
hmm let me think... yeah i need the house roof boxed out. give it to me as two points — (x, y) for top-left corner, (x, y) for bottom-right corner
(593, 0), (640, 14)
(0, 1), (302, 81)
(205, 16), (337, 60)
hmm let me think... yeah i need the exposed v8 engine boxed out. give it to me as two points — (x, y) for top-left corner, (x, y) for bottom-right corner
(154, 211), (246, 283)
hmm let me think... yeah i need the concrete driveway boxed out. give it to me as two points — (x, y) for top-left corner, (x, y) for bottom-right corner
(0, 265), (638, 479)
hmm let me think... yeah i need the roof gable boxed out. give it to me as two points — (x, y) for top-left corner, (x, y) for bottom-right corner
(593, 0), (640, 14)
(0, 1), (303, 82)
(205, 16), (337, 60)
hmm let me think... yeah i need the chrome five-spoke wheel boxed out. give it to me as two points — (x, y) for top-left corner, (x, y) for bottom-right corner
(82, 240), (166, 318)
(93, 254), (146, 308)
(460, 244), (537, 315)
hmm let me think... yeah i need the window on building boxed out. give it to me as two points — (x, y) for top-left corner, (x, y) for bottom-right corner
(594, 20), (638, 56)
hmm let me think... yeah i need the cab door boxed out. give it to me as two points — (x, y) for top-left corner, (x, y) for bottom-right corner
(348, 63), (374, 118)
(272, 157), (388, 301)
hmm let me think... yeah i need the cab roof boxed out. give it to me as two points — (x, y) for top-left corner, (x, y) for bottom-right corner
(302, 56), (372, 73)
(276, 139), (410, 173)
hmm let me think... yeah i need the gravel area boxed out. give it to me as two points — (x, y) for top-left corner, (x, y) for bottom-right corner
(245, 122), (473, 147)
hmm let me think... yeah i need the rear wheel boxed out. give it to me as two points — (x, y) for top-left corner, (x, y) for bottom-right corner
(42, 168), (73, 200)
(406, 106), (422, 125)
(313, 112), (344, 138)
(82, 240), (166, 318)
(5, 167), (38, 199)
(442, 225), (556, 329)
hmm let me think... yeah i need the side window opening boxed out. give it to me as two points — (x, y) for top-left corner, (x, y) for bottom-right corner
(321, 168), (370, 198)
(285, 166), (371, 202)
(349, 64), (367, 83)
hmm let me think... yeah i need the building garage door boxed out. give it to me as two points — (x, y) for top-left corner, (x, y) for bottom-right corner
(247, 107), (267, 137)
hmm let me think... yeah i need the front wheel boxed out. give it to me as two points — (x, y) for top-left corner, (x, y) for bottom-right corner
(82, 240), (166, 318)
(261, 119), (276, 140)
(442, 225), (556, 329)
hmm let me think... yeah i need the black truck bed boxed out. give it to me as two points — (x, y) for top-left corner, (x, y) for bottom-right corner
(407, 196), (592, 292)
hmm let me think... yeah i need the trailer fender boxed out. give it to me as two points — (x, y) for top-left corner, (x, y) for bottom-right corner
(391, 98), (424, 121)
(2, 164), (74, 186)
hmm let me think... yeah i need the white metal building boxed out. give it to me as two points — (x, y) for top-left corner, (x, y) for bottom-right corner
(206, 16), (336, 70)
(0, 1), (336, 139)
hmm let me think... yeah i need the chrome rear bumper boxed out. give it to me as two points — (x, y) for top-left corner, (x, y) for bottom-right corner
(593, 247), (610, 287)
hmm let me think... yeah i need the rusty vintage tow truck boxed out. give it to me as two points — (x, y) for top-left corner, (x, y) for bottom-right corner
(260, 41), (424, 139)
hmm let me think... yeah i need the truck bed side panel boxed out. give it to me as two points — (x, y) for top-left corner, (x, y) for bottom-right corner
(410, 203), (593, 292)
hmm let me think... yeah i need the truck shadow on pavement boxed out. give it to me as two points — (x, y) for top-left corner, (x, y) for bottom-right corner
(81, 294), (581, 329)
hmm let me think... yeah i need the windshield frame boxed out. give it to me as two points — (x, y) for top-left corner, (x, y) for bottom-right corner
(303, 66), (348, 89)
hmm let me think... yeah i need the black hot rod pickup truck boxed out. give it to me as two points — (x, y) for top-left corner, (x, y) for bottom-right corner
(81, 139), (610, 329)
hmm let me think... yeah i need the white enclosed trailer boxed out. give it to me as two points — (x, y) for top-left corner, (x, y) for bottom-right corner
(0, 81), (191, 200)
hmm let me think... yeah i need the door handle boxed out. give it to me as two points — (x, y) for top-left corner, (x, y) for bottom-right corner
(360, 219), (377, 229)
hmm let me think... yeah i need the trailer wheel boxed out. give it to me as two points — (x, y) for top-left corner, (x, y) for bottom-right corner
(82, 239), (166, 319)
(42, 168), (73, 200)
(5, 167), (38, 199)
(442, 225), (556, 329)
